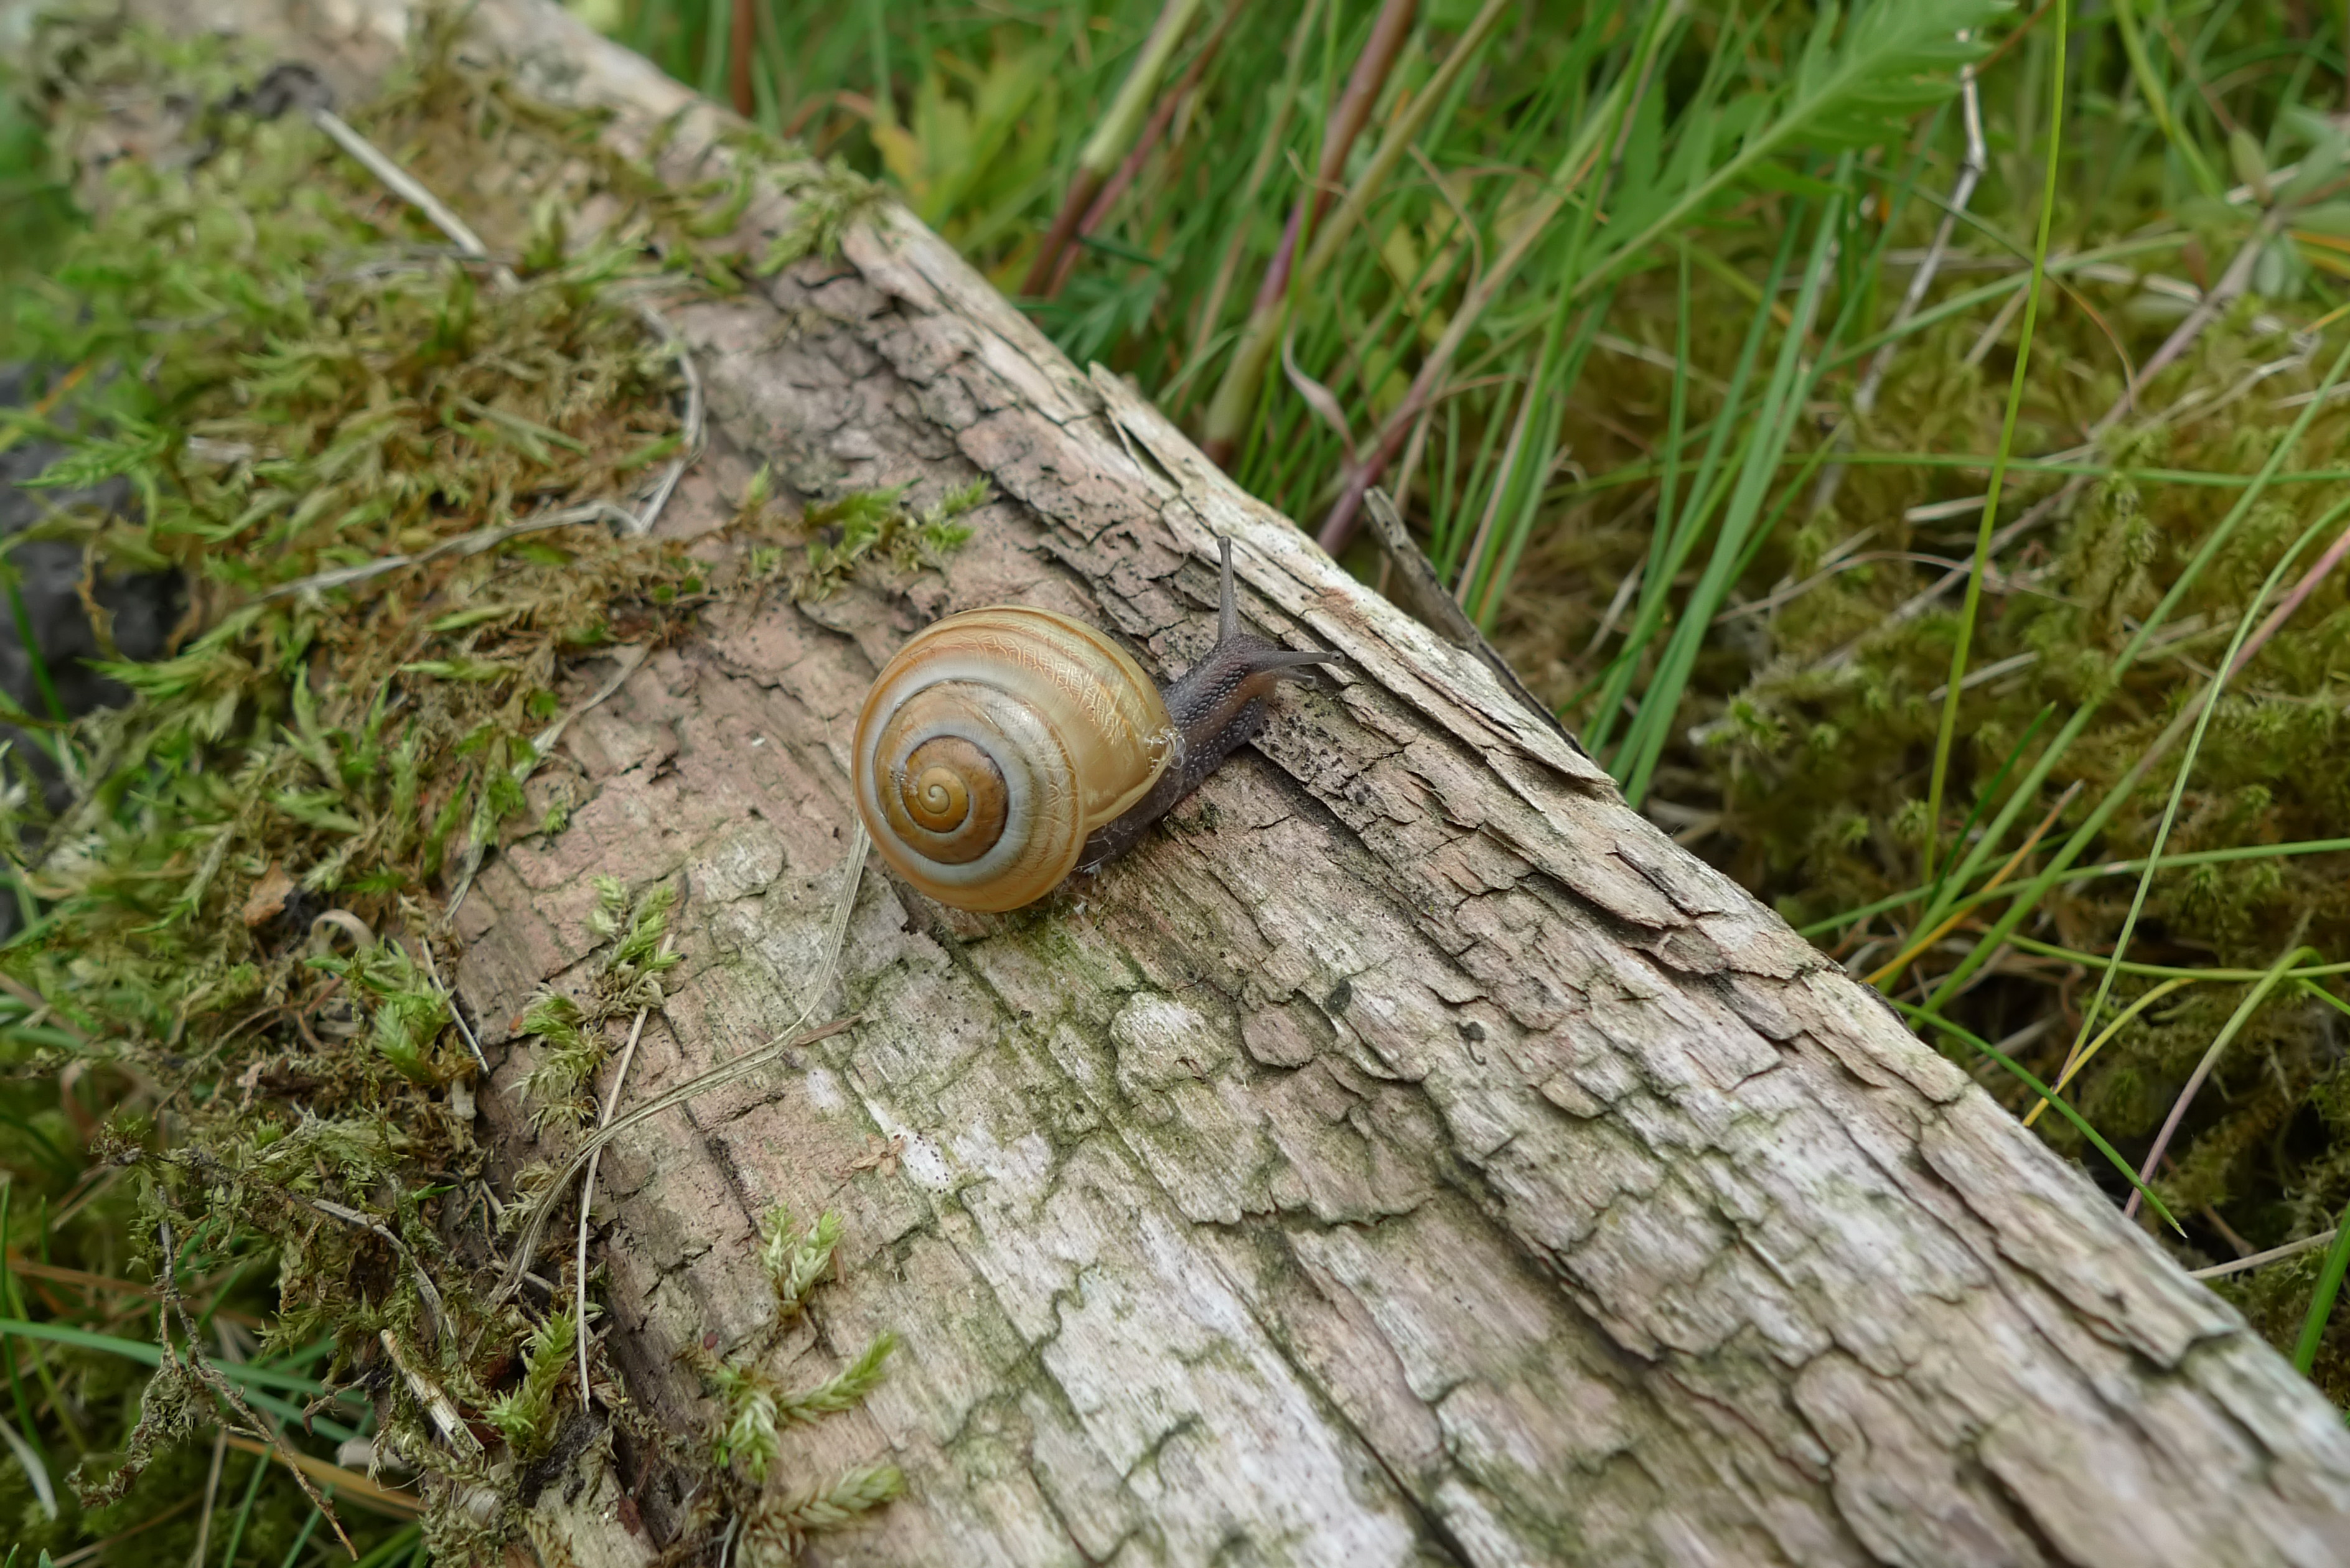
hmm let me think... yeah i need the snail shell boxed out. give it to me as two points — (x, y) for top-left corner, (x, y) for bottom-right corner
(851, 606), (1177, 913)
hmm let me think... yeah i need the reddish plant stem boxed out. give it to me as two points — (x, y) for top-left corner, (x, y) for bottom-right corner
(1046, 1), (1241, 299)
(1317, 35), (1655, 557)
(1200, 0), (1420, 469)
(1023, 0), (1209, 296)
(1316, 407), (1420, 554)
(1312, 149), (1598, 555)
(2122, 946), (2308, 1222)
(1247, 0), (1421, 321)
(2229, 513), (2350, 681)
(729, 0), (757, 119)
(1024, 169), (1107, 297)
(2102, 510), (2350, 1223)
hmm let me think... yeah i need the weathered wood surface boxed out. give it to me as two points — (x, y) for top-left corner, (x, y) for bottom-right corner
(72, 0), (2350, 1560)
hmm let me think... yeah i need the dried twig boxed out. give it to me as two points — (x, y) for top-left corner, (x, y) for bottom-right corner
(414, 935), (487, 1075)
(576, 1002), (652, 1404)
(1721, 549), (2048, 625)
(2191, 1228), (2341, 1280)
(315, 104), (700, 536)
(1815, 207), (2301, 673)
(261, 502), (636, 603)
(489, 826), (873, 1322)
(378, 1328), (482, 1458)
(521, 645), (650, 787)
(216, 1431), (421, 1518)
(492, 1010), (867, 1319)
(624, 295), (704, 537)
(312, 108), (517, 291)
(160, 1143), (457, 1352)
(440, 643), (650, 919)
(301, 1195), (452, 1346)
(1359, 488), (1581, 752)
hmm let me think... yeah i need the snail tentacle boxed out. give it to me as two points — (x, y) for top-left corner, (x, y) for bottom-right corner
(1080, 538), (1337, 872)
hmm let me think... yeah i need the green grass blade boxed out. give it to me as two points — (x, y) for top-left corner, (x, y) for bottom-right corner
(0, 1317), (345, 1397)
(2294, 1207), (2350, 1373)
(1593, 228), (1795, 766)
(1570, 0), (2001, 309)
(0, 1188), (47, 1478)
(276, 1496), (331, 1568)
(2108, 0), (2224, 197)
(1621, 172), (1850, 806)
(0, 1317), (357, 1436)
(1799, 834), (2350, 940)
(1922, 0), (2067, 888)
(2120, 943), (2315, 1221)
(1920, 705), (2054, 923)
(347, 1524), (422, 1568)
(216, 1444), (272, 1568)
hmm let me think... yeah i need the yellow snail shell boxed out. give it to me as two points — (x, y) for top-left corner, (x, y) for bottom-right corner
(851, 606), (1176, 913)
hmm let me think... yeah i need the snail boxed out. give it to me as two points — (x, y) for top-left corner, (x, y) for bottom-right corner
(851, 538), (1337, 912)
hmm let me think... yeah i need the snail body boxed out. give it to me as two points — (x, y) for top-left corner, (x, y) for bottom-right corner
(852, 539), (1334, 913)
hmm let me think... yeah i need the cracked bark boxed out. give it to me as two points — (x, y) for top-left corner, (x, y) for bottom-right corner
(78, 0), (2350, 1561)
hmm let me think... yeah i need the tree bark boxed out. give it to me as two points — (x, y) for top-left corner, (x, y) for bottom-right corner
(56, 0), (2350, 1561)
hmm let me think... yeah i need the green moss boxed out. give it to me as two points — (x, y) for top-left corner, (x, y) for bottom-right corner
(784, 476), (991, 602)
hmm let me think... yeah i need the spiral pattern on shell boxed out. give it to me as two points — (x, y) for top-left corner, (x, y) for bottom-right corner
(852, 606), (1175, 913)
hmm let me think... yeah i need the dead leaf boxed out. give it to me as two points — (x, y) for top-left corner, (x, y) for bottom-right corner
(242, 862), (296, 926)
(841, 1134), (904, 1178)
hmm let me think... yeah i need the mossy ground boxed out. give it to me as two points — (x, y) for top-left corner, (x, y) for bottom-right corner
(0, 9), (904, 1562)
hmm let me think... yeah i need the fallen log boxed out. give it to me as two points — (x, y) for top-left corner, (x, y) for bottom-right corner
(42, 0), (2350, 1561)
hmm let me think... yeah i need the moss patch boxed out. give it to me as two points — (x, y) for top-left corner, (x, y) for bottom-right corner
(0, 7), (905, 1560)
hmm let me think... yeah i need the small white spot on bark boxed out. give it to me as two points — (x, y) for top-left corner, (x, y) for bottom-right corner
(801, 1065), (845, 1111)
(894, 1132), (954, 1191)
